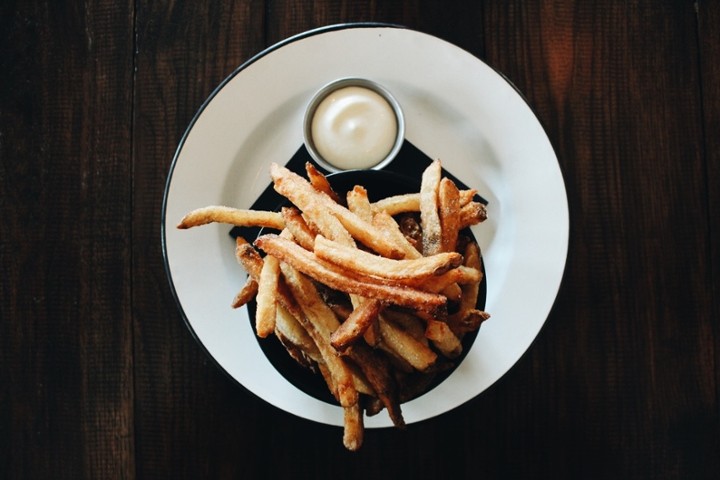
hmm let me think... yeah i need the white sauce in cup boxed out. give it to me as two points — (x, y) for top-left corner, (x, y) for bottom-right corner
(310, 86), (398, 170)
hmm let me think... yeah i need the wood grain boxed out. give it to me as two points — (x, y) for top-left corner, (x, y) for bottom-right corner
(485, 1), (719, 478)
(0, 0), (135, 478)
(698, 0), (720, 433)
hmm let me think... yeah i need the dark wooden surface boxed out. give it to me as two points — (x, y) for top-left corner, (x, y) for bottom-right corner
(2, 1), (718, 478)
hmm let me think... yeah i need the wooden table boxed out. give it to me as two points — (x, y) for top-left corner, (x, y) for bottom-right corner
(2, 1), (718, 478)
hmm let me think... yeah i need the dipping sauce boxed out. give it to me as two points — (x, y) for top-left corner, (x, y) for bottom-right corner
(310, 86), (398, 170)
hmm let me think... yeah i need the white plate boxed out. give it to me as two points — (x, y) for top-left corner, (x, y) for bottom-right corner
(162, 24), (569, 428)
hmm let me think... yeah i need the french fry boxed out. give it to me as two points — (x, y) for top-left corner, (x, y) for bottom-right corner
(270, 163), (404, 259)
(362, 317), (381, 348)
(371, 188), (478, 216)
(234, 236), (263, 279)
(372, 211), (422, 259)
(381, 309), (428, 345)
(313, 235), (463, 282)
(231, 276), (258, 309)
(343, 403), (364, 451)
(177, 206), (284, 230)
(424, 318), (462, 358)
(280, 262), (362, 449)
(459, 201), (488, 228)
(416, 265), (483, 293)
(438, 177), (462, 253)
(280, 206), (316, 250)
(458, 241), (482, 309)
(255, 234), (447, 311)
(448, 309), (491, 337)
(274, 305), (322, 369)
(296, 180), (386, 349)
(330, 298), (385, 350)
(254, 254), (280, 337)
(447, 240), (491, 336)
(371, 192), (420, 216)
(377, 316), (438, 372)
(343, 343), (405, 428)
(236, 235), (332, 347)
(302, 202), (355, 247)
(305, 161), (341, 204)
(279, 262), (341, 339)
(420, 159), (443, 256)
(346, 185), (374, 222)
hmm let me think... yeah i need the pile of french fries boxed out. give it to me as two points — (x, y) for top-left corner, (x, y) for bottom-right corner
(177, 159), (490, 450)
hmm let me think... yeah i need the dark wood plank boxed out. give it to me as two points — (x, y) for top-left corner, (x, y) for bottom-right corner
(265, 0), (484, 56)
(0, 0), (135, 478)
(485, 1), (719, 478)
(131, 1), (273, 478)
(697, 0), (720, 424)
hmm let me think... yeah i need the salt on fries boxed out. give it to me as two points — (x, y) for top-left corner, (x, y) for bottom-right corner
(177, 159), (490, 450)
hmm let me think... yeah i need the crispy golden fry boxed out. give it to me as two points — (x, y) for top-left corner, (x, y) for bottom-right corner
(330, 298), (385, 350)
(377, 317), (437, 372)
(438, 177), (462, 253)
(343, 403), (364, 451)
(424, 318), (462, 358)
(274, 305), (322, 367)
(459, 241), (482, 308)
(236, 236), (330, 345)
(420, 159), (443, 256)
(235, 236), (263, 279)
(372, 211), (422, 259)
(254, 254), (280, 337)
(270, 163), (404, 259)
(382, 309), (428, 345)
(177, 206), (284, 230)
(448, 309), (491, 337)
(343, 343), (405, 428)
(416, 265), (483, 293)
(255, 234), (447, 311)
(371, 188), (478, 216)
(279, 263), (358, 407)
(447, 240), (491, 336)
(371, 192), (420, 216)
(231, 276), (258, 309)
(363, 317), (380, 347)
(280, 289), (373, 396)
(459, 188), (479, 206)
(297, 187), (385, 350)
(314, 235), (463, 282)
(279, 262), (341, 338)
(305, 162), (341, 204)
(346, 185), (374, 222)
(459, 201), (488, 227)
(302, 202), (356, 247)
(280, 206), (316, 250)
(281, 262), (364, 450)
(441, 283), (463, 303)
